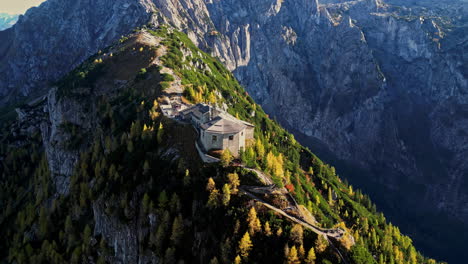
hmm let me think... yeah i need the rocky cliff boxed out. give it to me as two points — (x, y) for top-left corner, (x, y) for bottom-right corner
(0, 0), (155, 104)
(1, 0), (467, 261)
(0, 13), (18, 31)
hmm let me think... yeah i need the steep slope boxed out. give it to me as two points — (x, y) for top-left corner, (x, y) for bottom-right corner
(0, 0), (467, 261)
(0, 0), (155, 104)
(0, 27), (441, 264)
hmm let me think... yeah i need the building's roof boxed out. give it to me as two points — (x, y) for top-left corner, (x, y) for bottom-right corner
(218, 112), (254, 128)
(201, 116), (247, 134)
(180, 103), (210, 119)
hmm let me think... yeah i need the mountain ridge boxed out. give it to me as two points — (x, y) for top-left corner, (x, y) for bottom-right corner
(0, 0), (466, 262)
(0, 25), (443, 264)
(0, 13), (18, 30)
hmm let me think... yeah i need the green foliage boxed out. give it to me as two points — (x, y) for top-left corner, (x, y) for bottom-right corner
(136, 68), (148, 81)
(56, 56), (106, 98)
(161, 73), (175, 82)
(350, 243), (377, 264)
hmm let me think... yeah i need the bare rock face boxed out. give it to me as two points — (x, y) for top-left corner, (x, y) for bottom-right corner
(40, 87), (98, 194)
(0, 0), (155, 104)
(0, 13), (18, 30)
(2, 0), (468, 261)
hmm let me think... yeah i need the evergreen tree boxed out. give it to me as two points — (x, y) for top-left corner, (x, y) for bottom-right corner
(227, 173), (240, 194)
(315, 235), (328, 253)
(238, 232), (253, 259)
(142, 193), (150, 214)
(247, 207), (261, 235)
(207, 188), (220, 209)
(38, 206), (48, 239)
(222, 184), (231, 206)
(83, 225), (92, 251)
(158, 191), (169, 209)
(71, 247), (82, 264)
(286, 246), (300, 264)
(183, 169), (191, 186)
(206, 178), (216, 192)
(255, 139), (265, 159)
(298, 244), (305, 260)
(276, 227), (283, 237)
(157, 122), (164, 144)
(169, 193), (181, 213)
(289, 224), (303, 245)
(220, 149), (233, 167)
(350, 243), (377, 264)
(305, 247), (316, 264)
(264, 221), (272, 236)
(170, 214), (184, 246)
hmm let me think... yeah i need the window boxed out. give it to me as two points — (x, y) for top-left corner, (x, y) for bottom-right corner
(212, 135), (217, 142)
(229, 135), (234, 140)
(241, 132), (244, 136)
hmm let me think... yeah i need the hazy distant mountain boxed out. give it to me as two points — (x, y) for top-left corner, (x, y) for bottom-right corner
(0, 13), (18, 30)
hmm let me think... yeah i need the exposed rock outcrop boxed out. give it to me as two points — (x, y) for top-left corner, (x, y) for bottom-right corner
(0, 0), (155, 104)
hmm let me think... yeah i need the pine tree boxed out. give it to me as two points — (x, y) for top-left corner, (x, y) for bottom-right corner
(305, 247), (316, 264)
(158, 191), (168, 209)
(247, 207), (261, 235)
(157, 122), (164, 144)
(298, 244), (305, 260)
(83, 225), (92, 252)
(183, 169), (191, 186)
(328, 187), (333, 205)
(169, 193), (181, 213)
(207, 188), (220, 208)
(276, 227), (283, 237)
(255, 139), (265, 159)
(315, 235), (328, 253)
(222, 184), (231, 206)
(38, 206), (48, 239)
(286, 246), (300, 264)
(142, 193), (150, 214)
(206, 178), (216, 192)
(220, 149), (233, 167)
(170, 214), (184, 246)
(234, 255), (242, 264)
(71, 247), (82, 264)
(264, 221), (272, 236)
(289, 224), (303, 245)
(227, 173), (240, 194)
(238, 232), (253, 259)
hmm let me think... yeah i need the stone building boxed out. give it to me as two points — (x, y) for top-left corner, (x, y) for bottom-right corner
(181, 104), (254, 157)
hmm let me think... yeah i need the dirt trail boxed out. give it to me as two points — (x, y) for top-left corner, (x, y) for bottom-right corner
(239, 187), (349, 264)
(239, 187), (344, 239)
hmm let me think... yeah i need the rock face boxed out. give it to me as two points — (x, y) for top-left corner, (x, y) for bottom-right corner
(1, 0), (468, 261)
(0, 0), (155, 104)
(0, 13), (18, 31)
